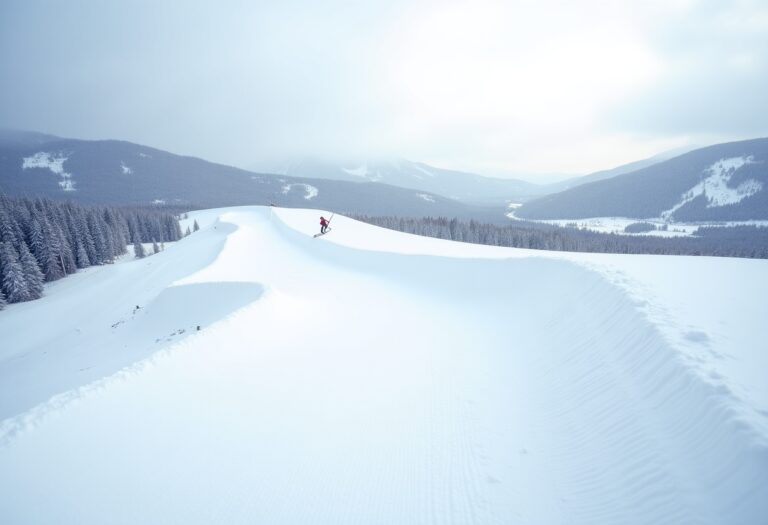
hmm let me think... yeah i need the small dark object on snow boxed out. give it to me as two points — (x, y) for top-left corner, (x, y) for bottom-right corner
(315, 214), (334, 237)
(197, 325), (201, 331)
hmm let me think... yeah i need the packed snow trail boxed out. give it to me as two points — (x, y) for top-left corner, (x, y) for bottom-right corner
(0, 207), (766, 524)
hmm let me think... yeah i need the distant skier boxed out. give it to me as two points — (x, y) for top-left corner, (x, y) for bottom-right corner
(319, 216), (329, 234)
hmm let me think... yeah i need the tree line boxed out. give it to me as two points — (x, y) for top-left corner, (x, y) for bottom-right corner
(351, 215), (768, 259)
(0, 195), (182, 309)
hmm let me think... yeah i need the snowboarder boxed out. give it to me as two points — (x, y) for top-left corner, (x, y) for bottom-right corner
(319, 216), (330, 234)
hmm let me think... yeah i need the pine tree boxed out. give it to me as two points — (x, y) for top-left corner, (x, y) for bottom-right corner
(0, 242), (30, 303)
(75, 241), (91, 268)
(27, 219), (46, 270)
(39, 217), (65, 281)
(134, 240), (146, 259)
(18, 241), (44, 300)
(185, 226), (191, 237)
(87, 212), (108, 264)
(102, 225), (116, 262)
(0, 288), (6, 310)
(152, 239), (159, 254)
(193, 220), (200, 232)
(0, 207), (19, 245)
(126, 214), (139, 244)
(53, 221), (76, 275)
(103, 208), (127, 256)
(76, 210), (97, 264)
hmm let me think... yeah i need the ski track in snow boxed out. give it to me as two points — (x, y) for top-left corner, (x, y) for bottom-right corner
(0, 207), (766, 524)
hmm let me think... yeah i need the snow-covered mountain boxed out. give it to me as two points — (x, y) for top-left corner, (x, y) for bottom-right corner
(260, 150), (696, 207)
(0, 131), (505, 222)
(264, 157), (548, 205)
(516, 138), (768, 221)
(1, 206), (766, 523)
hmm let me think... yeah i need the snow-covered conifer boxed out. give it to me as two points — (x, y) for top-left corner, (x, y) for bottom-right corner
(0, 242), (30, 303)
(134, 240), (146, 259)
(75, 241), (91, 268)
(87, 213), (108, 264)
(18, 242), (44, 300)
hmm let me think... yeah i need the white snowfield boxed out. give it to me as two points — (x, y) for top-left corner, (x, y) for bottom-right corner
(416, 193), (436, 203)
(21, 151), (76, 191)
(662, 156), (762, 220)
(1, 206), (767, 524)
(281, 182), (319, 200)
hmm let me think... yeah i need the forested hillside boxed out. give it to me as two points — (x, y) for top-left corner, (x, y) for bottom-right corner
(0, 196), (181, 307)
(353, 215), (768, 259)
(516, 138), (768, 221)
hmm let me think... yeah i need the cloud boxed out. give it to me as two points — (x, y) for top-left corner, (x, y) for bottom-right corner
(0, 0), (766, 176)
(606, 0), (768, 138)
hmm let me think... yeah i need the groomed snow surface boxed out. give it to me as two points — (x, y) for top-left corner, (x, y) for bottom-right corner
(1, 206), (767, 525)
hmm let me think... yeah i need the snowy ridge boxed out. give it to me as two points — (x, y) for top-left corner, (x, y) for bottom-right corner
(342, 163), (369, 178)
(21, 151), (75, 191)
(412, 163), (437, 178)
(342, 162), (383, 182)
(0, 207), (766, 523)
(662, 156), (762, 220)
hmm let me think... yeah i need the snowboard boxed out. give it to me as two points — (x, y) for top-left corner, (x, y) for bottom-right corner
(313, 227), (332, 238)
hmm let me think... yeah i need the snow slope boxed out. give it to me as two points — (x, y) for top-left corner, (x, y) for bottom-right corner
(661, 156), (763, 220)
(1, 206), (766, 524)
(22, 151), (75, 191)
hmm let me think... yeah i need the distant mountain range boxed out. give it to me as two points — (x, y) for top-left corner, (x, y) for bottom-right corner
(5, 129), (764, 224)
(259, 148), (696, 206)
(544, 145), (698, 194)
(260, 158), (545, 205)
(515, 138), (768, 222)
(0, 130), (506, 223)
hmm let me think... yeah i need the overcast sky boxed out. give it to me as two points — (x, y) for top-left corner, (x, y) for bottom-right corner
(1, 0), (766, 178)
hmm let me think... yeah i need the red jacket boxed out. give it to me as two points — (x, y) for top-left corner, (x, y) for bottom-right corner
(320, 217), (328, 226)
